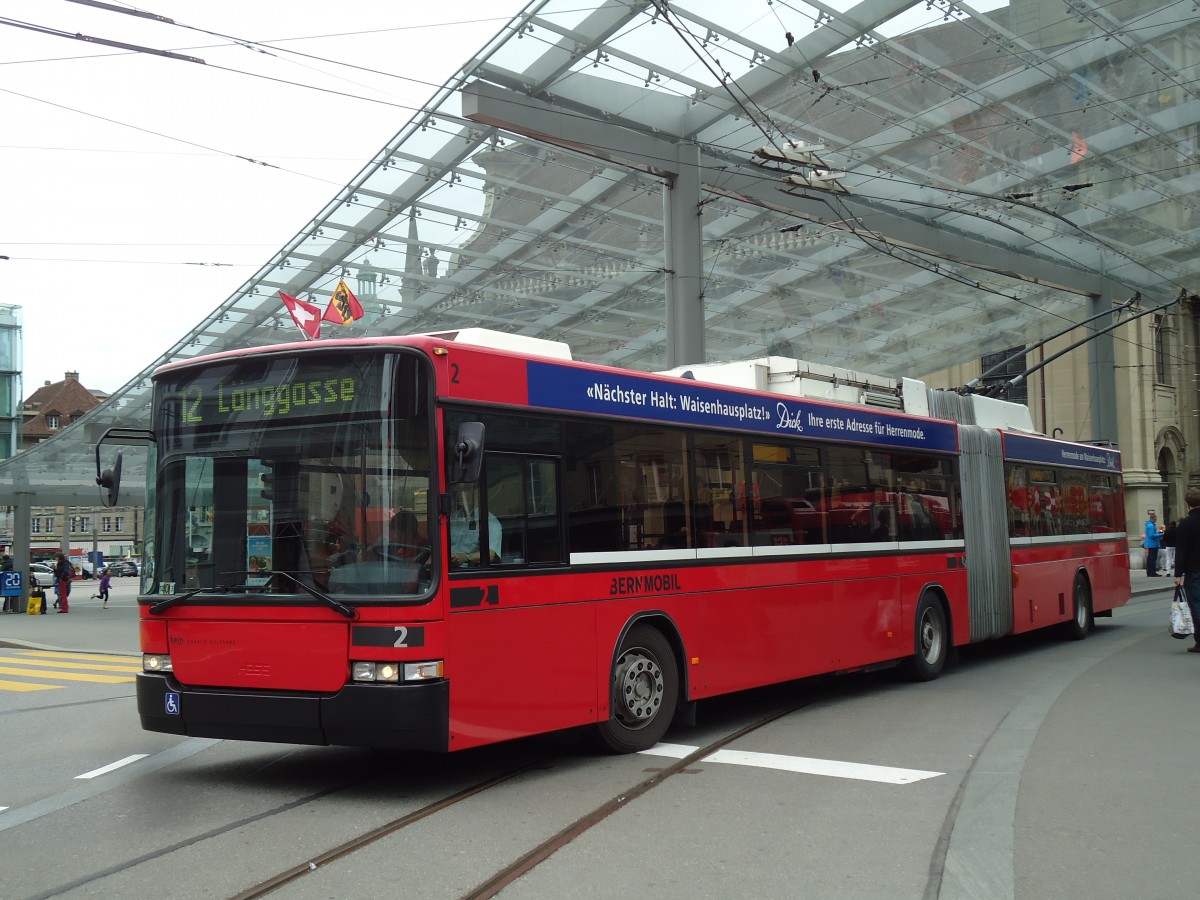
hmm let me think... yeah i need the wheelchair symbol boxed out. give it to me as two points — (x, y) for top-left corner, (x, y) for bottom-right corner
(164, 692), (180, 715)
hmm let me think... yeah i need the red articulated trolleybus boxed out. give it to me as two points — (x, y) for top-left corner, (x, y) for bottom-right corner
(98, 328), (1129, 754)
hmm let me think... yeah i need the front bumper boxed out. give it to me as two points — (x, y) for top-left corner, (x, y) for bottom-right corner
(136, 672), (449, 751)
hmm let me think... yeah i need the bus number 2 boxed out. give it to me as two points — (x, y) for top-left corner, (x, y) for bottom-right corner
(393, 626), (409, 648)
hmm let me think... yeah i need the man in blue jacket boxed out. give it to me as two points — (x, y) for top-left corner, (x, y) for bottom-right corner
(1144, 509), (1163, 576)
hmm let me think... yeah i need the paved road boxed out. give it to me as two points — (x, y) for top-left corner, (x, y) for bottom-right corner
(0, 575), (1188, 900)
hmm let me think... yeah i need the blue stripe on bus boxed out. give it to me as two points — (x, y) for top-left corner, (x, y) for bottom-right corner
(525, 361), (958, 453)
(1003, 432), (1120, 472)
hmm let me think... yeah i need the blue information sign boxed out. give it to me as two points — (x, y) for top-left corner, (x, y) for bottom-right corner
(1003, 432), (1120, 472)
(1, 571), (21, 597)
(526, 361), (959, 453)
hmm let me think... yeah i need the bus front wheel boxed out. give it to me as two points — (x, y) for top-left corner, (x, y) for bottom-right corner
(594, 625), (679, 754)
(901, 593), (948, 682)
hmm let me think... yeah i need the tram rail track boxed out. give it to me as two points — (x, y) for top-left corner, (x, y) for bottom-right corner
(228, 761), (545, 900)
(12, 620), (1153, 900)
(226, 695), (823, 900)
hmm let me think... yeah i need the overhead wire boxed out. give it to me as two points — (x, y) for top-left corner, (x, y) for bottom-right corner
(3, 1), (1191, 371)
(640, 3), (1192, 374)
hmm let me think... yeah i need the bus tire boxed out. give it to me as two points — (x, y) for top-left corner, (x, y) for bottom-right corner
(594, 624), (679, 754)
(1062, 575), (1092, 641)
(901, 592), (948, 682)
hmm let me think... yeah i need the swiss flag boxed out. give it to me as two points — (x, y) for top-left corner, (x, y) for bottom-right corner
(280, 291), (322, 340)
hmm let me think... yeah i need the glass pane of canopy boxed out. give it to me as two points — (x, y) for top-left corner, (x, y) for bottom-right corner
(4, 0), (1197, 500)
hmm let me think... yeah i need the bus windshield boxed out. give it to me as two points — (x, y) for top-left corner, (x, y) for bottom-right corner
(150, 351), (433, 599)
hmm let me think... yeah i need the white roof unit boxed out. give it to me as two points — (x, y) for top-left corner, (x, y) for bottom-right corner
(423, 328), (573, 360)
(967, 392), (1036, 432)
(658, 357), (928, 416)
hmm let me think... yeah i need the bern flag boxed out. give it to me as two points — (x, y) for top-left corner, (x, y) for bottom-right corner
(322, 279), (365, 325)
(279, 291), (322, 340)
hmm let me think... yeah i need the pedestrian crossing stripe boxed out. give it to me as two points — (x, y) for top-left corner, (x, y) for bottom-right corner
(13, 650), (140, 666)
(0, 666), (132, 684)
(0, 679), (60, 692)
(0, 650), (141, 691)
(0, 656), (141, 673)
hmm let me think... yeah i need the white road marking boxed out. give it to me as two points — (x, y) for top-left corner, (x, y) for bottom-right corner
(0, 740), (218, 835)
(75, 754), (149, 780)
(0, 807), (8, 813)
(641, 742), (943, 784)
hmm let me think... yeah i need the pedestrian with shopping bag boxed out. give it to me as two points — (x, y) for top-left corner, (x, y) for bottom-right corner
(1172, 487), (1200, 652)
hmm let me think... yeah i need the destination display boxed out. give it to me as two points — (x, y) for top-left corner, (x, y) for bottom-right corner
(155, 355), (386, 431)
(526, 361), (959, 453)
(1003, 432), (1120, 472)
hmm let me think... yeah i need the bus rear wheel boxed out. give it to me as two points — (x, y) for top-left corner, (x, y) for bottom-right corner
(594, 625), (679, 754)
(1062, 575), (1092, 641)
(901, 593), (948, 682)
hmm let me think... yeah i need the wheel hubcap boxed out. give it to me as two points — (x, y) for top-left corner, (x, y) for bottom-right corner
(920, 610), (942, 663)
(614, 649), (663, 727)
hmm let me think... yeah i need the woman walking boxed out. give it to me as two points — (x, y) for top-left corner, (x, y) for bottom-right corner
(54, 553), (72, 613)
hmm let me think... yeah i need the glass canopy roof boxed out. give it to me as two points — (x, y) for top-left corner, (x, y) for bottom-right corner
(5, 0), (1198, 503)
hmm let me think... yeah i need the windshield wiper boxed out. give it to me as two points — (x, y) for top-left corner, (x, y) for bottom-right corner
(148, 585), (227, 616)
(262, 569), (358, 619)
(148, 571), (357, 619)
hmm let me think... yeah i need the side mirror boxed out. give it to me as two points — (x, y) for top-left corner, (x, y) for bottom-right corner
(94, 426), (155, 507)
(97, 451), (123, 507)
(448, 422), (485, 484)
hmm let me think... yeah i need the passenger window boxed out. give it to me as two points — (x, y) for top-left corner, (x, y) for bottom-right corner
(748, 442), (824, 546)
(485, 453), (563, 566)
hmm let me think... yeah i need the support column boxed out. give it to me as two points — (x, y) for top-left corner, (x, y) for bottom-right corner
(665, 142), (704, 368)
(1086, 292), (1119, 446)
(12, 494), (31, 603)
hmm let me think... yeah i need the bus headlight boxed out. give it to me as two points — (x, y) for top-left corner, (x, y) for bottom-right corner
(351, 661), (400, 683)
(143, 653), (173, 673)
(352, 660), (442, 683)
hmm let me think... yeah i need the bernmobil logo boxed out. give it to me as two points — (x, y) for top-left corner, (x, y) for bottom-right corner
(610, 573), (682, 596)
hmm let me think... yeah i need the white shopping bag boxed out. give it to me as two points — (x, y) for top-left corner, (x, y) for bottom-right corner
(1170, 588), (1194, 639)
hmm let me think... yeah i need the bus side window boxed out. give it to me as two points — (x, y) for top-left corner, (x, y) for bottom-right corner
(486, 452), (563, 565)
(1007, 465), (1030, 537)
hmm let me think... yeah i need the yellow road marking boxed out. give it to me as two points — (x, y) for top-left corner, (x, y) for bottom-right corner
(0, 657), (140, 673)
(0, 679), (61, 692)
(15, 650), (139, 664)
(0, 666), (132, 684)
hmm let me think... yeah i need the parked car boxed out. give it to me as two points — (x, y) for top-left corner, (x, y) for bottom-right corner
(29, 562), (55, 587)
(110, 560), (139, 577)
